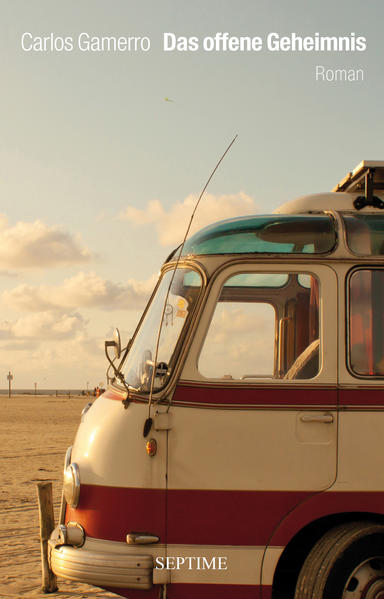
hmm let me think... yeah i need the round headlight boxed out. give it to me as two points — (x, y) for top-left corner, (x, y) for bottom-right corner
(63, 463), (80, 508)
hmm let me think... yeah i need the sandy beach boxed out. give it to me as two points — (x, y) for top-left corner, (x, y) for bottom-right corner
(0, 394), (118, 598)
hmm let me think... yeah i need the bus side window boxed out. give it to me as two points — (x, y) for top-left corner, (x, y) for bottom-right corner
(198, 272), (320, 381)
(349, 269), (384, 377)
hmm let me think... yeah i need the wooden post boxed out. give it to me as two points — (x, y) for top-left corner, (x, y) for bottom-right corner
(37, 481), (58, 593)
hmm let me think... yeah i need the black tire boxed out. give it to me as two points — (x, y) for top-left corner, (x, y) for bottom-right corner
(294, 521), (384, 599)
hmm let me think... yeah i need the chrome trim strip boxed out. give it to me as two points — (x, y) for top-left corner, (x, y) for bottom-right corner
(59, 446), (72, 525)
(126, 533), (160, 545)
(50, 542), (153, 589)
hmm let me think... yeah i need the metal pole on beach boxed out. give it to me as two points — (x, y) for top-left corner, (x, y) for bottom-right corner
(7, 371), (13, 398)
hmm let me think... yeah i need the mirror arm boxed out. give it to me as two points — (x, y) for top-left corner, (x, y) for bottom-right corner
(104, 341), (120, 379)
(104, 341), (131, 404)
(117, 338), (132, 370)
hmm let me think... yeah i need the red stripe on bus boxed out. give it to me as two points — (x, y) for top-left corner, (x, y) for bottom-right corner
(105, 584), (270, 599)
(339, 388), (384, 406)
(66, 485), (384, 547)
(105, 587), (159, 599)
(104, 384), (384, 408)
(270, 489), (384, 544)
(172, 384), (337, 407)
(166, 489), (307, 545)
(165, 584), (269, 599)
(66, 485), (166, 543)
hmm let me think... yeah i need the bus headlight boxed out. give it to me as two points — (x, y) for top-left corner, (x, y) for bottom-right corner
(63, 463), (80, 508)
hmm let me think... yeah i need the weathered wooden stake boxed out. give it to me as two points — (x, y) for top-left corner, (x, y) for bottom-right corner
(37, 481), (58, 593)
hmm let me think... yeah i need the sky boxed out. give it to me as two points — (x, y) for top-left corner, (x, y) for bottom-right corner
(0, 0), (383, 388)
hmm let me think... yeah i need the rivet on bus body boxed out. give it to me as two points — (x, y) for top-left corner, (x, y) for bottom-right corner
(146, 439), (157, 457)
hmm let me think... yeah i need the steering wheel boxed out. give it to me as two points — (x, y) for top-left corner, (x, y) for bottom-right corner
(284, 339), (320, 380)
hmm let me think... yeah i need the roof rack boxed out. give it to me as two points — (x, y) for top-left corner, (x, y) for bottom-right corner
(333, 160), (384, 210)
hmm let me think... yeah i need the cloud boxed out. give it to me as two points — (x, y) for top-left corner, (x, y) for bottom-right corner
(0, 215), (92, 268)
(2, 272), (157, 312)
(119, 192), (258, 246)
(0, 270), (19, 278)
(0, 331), (108, 387)
(0, 340), (36, 351)
(199, 305), (275, 378)
(0, 311), (87, 340)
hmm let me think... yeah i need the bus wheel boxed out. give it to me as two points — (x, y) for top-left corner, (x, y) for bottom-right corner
(294, 522), (384, 599)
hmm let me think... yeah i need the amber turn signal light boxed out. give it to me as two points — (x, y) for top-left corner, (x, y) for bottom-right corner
(146, 438), (157, 457)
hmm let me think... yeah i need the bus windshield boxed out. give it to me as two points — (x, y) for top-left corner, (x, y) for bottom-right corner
(121, 267), (202, 393)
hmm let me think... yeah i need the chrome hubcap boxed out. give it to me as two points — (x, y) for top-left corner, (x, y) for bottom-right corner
(343, 558), (384, 598)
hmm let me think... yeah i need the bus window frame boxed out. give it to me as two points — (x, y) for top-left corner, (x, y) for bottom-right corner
(180, 263), (338, 387)
(346, 266), (384, 380)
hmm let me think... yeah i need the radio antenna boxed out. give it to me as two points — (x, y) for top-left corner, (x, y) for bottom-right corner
(143, 134), (238, 436)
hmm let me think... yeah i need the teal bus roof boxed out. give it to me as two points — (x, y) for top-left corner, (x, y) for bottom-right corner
(181, 214), (336, 256)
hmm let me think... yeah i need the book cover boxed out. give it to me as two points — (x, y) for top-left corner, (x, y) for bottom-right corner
(1, 2), (382, 598)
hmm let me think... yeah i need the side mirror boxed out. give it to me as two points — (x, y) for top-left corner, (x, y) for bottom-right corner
(105, 328), (122, 360)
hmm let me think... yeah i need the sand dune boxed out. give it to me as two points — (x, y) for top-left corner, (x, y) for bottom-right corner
(0, 395), (118, 598)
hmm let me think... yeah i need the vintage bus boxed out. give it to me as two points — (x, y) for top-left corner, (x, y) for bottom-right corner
(49, 160), (384, 599)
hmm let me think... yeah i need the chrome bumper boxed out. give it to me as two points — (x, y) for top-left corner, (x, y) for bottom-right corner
(49, 537), (153, 589)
